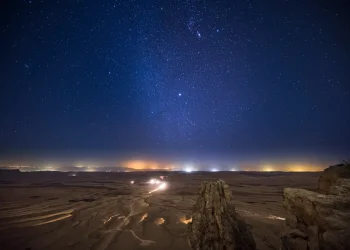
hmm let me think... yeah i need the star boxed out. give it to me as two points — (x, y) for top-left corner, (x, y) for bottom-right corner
(1, 0), (348, 167)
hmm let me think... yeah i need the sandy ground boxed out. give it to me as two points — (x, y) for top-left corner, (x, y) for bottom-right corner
(0, 171), (320, 250)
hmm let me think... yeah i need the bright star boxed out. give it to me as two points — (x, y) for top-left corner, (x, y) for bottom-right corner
(178, 93), (182, 97)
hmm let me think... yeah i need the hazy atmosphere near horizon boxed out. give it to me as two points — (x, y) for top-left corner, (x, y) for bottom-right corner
(1, 0), (349, 169)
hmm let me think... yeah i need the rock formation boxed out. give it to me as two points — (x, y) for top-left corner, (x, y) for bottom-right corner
(187, 179), (256, 250)
(281, 163), (350, 250)
(318, 162), (350, 194)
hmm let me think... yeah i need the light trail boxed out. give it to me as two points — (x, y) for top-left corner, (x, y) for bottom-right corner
(267, 215), (285, 220)
(149, 181), (167, 194)
(237, 209), (285, 221)
(33, 214), (72, 226)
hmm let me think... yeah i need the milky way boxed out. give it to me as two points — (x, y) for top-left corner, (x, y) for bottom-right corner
(1, 0), (349, 160)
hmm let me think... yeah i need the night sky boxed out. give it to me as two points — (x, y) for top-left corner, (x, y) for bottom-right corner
(1, 0), (349, 165)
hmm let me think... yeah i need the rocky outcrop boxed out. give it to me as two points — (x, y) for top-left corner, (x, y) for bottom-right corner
(187, 179), (256, 250)
(281, 163), (350, 250)
(329, 178), (350, 196)
(318, 163), (350, 194)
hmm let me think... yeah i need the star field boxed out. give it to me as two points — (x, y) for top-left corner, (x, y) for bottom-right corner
(1, 0), (349, 161)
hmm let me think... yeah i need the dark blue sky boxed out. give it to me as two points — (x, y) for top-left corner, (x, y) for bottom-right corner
(1, 0), (349, 164)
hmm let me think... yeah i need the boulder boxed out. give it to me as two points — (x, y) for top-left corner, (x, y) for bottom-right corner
(318, 163), (350, 194)
(283, 188), (350, 231)
(187, 179), (256, 250)
(281, 173), (350, 250)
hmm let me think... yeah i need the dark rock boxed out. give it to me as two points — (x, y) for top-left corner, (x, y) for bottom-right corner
(281, 229), (308, 250)
(306, 225), (320, 250)
(318, 163), (350, 194)
(322, 229), (350, 250)
(187, 179), (256, 250)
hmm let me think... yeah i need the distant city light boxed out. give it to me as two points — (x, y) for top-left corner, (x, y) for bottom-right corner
(184, 167), (193, 173)
(3, 162), (323, 172)
(286, 164), (321, 172)
(44, 165), (56, 171)
(86, 166), (96, 172)
(130, 180), (134, 184)
(262, 165), (274, 172)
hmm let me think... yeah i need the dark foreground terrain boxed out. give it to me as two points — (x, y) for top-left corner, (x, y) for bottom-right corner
(0, 171), (320, 250)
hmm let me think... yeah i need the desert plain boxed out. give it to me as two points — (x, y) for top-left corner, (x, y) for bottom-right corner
(0, 171), (320, 250)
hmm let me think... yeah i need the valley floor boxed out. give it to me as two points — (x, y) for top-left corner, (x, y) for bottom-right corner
(0, 171), (320, 250)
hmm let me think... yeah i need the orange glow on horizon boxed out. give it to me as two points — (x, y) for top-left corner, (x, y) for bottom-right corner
(123, 160), (174, 170)
(285, 164), (322, 172)
(261, 165), (274, 172)
(122, 160), (323, 172)
(259, 163), (322, 172)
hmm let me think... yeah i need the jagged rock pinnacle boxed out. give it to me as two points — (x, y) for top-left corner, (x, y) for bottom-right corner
(187, 179), (256, 250)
